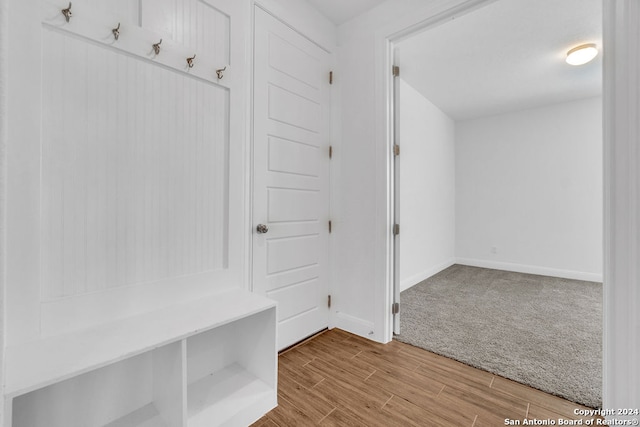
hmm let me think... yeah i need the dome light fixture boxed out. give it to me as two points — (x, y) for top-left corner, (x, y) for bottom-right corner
(566, 43), (598, 66)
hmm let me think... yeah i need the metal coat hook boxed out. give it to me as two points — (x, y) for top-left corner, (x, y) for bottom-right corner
(112, 23), (120, 41)
(152, 39), (162, 55)
(187, 54), (196, 68)
(216, 66), (226, 80)
(61, 2), (72, 22)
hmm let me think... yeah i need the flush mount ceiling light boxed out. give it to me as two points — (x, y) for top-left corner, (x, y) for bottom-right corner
(566, 43), (598, 66)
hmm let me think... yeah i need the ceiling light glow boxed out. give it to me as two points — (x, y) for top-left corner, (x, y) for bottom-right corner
(566, 43), (598, 66)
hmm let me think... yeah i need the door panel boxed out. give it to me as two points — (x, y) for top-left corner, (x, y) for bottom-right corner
(267, 236), (320, 274)
(268, 86), (322, 132)
(268, 34), (322, 88)
(266, 265), (319, 292)
(268, 189), (320, 222)
(253, 7), (331, 350)
(268, 278), (320, 321)
(268, 137), (321, 177)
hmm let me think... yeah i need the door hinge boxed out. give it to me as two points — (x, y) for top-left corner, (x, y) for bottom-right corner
(329, 145), (333, 159)
(392, 302), (400, 315)
(328, 220), (332, 234)
(393, 144), (400, 156)
(328, 295), (332, 308)
(329, 71), (333, 84)
(392, 65), (400, 77)
(393, 223), (400, 236)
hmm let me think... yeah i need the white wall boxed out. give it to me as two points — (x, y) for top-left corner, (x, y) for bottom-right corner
(333, 0), (471, 343)
(456, 97), (603, 281)
(331, 30), (378, 336)
(399, 79), (455, 291)
(397, 84), (601, 287)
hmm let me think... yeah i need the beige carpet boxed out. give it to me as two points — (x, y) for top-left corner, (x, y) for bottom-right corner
(395, 264), (602, 408)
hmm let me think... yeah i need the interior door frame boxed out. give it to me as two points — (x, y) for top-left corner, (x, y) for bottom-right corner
(383, 0), (502, 343)
(391, 48), (401, 335)
(380, 0), (640, 411)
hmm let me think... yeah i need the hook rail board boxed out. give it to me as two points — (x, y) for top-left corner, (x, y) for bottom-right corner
(42, 0), (233, 88)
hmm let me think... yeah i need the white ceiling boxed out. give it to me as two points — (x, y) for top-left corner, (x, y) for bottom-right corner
(306, 0), (388, 25)
(396, 0), (602, 121)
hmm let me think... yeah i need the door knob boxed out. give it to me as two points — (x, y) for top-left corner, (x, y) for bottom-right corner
(256, 224), (269, 234)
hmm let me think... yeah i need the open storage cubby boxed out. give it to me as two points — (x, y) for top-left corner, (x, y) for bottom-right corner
(13, 341), (185, 427)
(186, 309), (276, 426)
(5, 290), (277, 427)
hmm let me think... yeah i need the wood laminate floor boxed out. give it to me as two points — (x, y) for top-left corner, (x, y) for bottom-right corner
(252, 328), (601, 426)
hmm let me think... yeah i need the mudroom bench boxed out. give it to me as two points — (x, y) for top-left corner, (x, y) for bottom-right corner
(4, 289), (277, 427)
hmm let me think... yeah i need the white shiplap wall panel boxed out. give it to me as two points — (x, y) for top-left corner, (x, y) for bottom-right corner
(142, 0), (230, 67)
(41, 28), (229, 301)
(84, 0), (141, 26)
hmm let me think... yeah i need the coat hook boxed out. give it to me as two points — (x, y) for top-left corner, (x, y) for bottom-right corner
(112, 23), (120, 40)
(61, 2), (72, 22)
(152, 39), (162, 55)
(216, 66), (226, 80)
(186, 54), (196, 68)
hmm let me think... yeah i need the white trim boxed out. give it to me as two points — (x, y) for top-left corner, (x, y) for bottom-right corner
(247, 0), (257, 293)
(400, 259), (456, 292)
(602, 0), (640, 411)
(328, 30), (340, 332)
(455, 258), (602, 283)
(242, 0), (253, 292)
(373, 34), (394, 344)
(0, 0), (8, 422)
(332, 312), (375, 339)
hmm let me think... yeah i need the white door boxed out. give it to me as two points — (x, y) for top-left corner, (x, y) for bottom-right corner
(253, 7), (331, 350)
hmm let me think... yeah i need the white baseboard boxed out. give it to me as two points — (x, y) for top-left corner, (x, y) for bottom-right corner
(455, 258), (603, 283)
(400, 258), (456, 292)
(331, 311), (377, 341)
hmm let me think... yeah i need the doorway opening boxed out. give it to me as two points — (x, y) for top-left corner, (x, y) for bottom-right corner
(390, 0), (603, 408)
